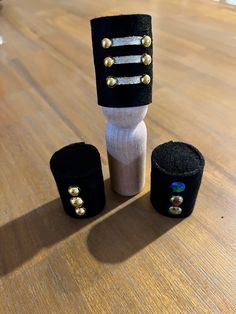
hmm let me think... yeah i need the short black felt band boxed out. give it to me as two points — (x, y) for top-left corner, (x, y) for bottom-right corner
(90, 14), (152, 108)
(50, 142), (105, 218)
(150, 141), (205, 218)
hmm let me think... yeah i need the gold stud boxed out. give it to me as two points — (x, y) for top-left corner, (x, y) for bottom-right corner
(104, 56), (114, 67)
(70, 197), (84, 207)
(106, 76), (117, 88)
(170, 195), (183, 206)
(168, 206), (182, 215)
(142, 53), (152, 65)
(142, 35), (152, 47)
(102, 38), (112, 49)
(141, 74), (151, 85)
(75, 207), (86, 216)
(68, 186), (80, 196)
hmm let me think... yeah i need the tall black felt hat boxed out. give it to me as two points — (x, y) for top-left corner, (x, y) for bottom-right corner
(150, 141), (205, 218)
(90, 14), (153, 108)
(50, 142), (105, 218)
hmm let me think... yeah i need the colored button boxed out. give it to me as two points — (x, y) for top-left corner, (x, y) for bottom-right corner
(170, 182), (186, 193)
(170, 195), (183, 206)
(168, 206), (182, 215)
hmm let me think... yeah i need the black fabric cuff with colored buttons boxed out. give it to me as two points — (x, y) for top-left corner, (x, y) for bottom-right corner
(50, 142), (105, 218)
(90, 14), (153, 108)
(150, 141), (205, 218)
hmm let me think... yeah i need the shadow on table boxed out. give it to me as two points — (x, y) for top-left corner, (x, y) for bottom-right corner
(87, 192), (183, 263)
(0, 178), (131, 276)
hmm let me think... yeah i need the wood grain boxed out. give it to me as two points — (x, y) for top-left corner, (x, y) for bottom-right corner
(0, 0), (236, 313)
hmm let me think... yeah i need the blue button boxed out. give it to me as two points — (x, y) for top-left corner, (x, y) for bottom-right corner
(170, 182), (186, 193)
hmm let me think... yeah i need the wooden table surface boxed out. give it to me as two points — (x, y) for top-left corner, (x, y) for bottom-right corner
(0, 0), (236, 313)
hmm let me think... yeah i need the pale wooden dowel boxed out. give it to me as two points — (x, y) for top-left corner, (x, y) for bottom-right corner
(102, 106), (148, 196)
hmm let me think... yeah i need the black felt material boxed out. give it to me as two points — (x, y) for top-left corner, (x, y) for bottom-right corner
(50, 142), (105, 218)
(90, 14), (153, 108)
(150, 141), (205, 218)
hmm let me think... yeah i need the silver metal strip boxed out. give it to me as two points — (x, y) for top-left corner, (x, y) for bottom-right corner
(116, 76), (142, 85)
(112, 36), (142, 47)
(113, 55), (142, 64)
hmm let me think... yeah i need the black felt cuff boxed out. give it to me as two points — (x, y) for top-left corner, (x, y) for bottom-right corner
(150, 141), (205, 218)
(90, 14), (153, 108)
(50, 142), (105, 218)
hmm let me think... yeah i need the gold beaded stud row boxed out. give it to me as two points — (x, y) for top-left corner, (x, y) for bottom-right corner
(104, 53), (152, 68)
(101, 35), (152, 49)
(106, 74), (151, 88)
(68, 186), (86, 216)
(101, 35), (152, 88)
